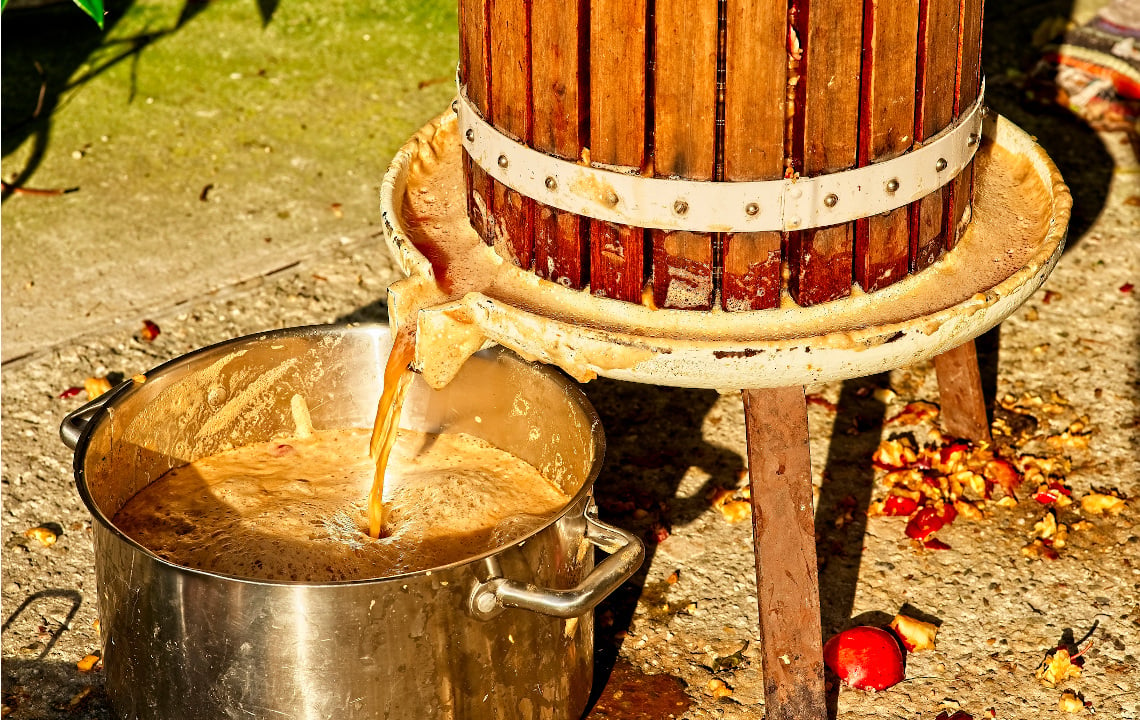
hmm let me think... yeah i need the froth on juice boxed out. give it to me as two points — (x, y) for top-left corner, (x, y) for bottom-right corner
(112, 427), (570, 582)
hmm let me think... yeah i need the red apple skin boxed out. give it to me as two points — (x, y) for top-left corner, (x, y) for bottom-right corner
(823, 626), (906, 691)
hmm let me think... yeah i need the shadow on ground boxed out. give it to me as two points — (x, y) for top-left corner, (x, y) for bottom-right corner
(581, 378), (744, 712)
(983, 0), (1116, 245)
(1, 0), (281, 200)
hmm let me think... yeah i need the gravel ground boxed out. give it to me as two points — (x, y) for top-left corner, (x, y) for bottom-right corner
(3, 0), (1139, 718)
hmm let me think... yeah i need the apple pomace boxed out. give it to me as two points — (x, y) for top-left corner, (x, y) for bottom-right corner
(1036, 648), (1082, 686)
(889, 614), (938, 652)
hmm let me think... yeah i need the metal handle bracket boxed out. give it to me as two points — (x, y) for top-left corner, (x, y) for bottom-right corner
(59, 380), (134, 450)
(468, 513), (645, 621)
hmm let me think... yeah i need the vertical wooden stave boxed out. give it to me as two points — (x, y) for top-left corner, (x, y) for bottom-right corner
(488, 0), (535, 270)
(721, 0), (786, 311)
(854, 0), (919, 293)
(589, 0), (649, 303)
(910, 0), (960, 271)
(460, 0), (494, 243)
(650, 0), (718, 310)
(531, 0), (589, 289)
(948, 0), (983, 251)
(787, 0), (863, 307)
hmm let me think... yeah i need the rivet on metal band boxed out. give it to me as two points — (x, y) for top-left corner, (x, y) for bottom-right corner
(455, 79), (986, 233)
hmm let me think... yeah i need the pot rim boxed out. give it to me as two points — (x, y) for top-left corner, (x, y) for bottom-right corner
(69, 322), (607, 588)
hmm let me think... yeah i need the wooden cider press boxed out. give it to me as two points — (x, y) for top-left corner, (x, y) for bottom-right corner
(379, 1), (1071, 717)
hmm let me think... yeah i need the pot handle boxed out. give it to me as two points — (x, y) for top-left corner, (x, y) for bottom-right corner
(467, 511), (645, 620)
(59, 391), (114, 450)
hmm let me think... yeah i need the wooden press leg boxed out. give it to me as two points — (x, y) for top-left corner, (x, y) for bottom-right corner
(741, 387), (827, 720)
(933, 339), (992, 443)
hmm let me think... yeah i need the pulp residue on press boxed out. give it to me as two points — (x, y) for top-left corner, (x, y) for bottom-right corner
(396, 115), (1060, 348)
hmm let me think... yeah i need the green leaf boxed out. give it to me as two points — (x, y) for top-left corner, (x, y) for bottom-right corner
(1, 0), (9, 15)
(72, 0), (104, 29)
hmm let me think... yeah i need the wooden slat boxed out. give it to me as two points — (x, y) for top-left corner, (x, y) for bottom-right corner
(721, 0), (786, 311)
(741, 387), (828, 720)
(531, 0), (588, 289)
(854, 0), (918, 292)
(787, 0), (863, 306)
(934, 340), (992, 442)
(489, 0), (534, 269)
(460, 0), (494, 243)
(948, 0), (983, 252)
(650, 0), (718, 310)
(956, 0), (984, 119)
(910, 0), (959, 271)
(589, 0), (648, 303)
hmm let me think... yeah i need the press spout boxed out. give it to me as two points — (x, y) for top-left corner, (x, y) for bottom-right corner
(386, 276), (490, 390)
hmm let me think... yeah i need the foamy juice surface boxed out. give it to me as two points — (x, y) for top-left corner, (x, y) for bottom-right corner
(112, 428), (570, 582)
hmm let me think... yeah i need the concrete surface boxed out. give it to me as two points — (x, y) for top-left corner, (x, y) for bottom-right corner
(2, 0), (1138, 718)
(1, 0), (457, 363)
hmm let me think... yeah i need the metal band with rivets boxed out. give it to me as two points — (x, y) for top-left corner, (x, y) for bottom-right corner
(455, 80), (985, 233)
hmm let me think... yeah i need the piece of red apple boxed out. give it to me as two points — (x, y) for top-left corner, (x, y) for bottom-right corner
(905, 503), (955, 541)
(984, 459), (1023, 498)
(823, 626), (905, 691)
(882, 494), (919, 517)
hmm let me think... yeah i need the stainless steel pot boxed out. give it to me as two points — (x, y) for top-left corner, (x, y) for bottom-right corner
(60, 324), (643, 720)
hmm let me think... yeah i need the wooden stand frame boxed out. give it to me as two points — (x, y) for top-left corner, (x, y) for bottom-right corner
(741, 341), (989, 718)
(741, 386), (827, 719)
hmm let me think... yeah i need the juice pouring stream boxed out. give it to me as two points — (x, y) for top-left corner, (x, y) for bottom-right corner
(368, 170), (523, 538)
(367, 325), (417, 538)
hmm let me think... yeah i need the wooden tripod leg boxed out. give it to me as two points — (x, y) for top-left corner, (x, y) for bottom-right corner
(933, 339), (992, 443)
(741, 387), (827, 720)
